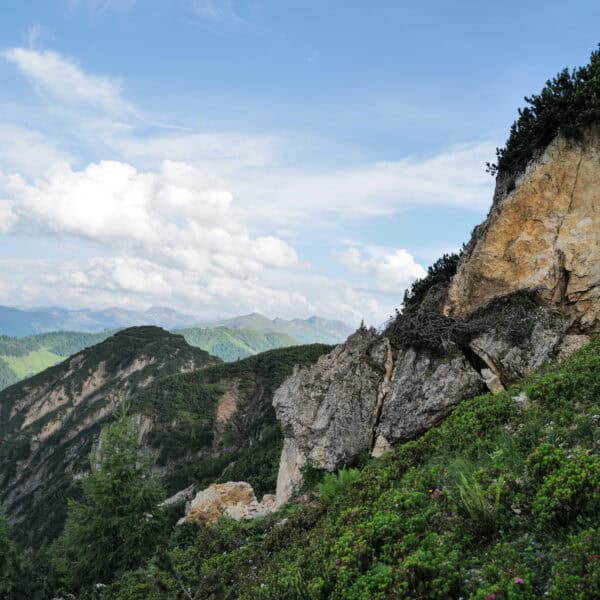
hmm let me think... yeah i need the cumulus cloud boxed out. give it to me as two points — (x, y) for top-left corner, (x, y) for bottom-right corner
(0, 44), (493, 324)
(2, 48), (132, 113)
(1, 159), (298, 276)
(334, 246), (426, 294)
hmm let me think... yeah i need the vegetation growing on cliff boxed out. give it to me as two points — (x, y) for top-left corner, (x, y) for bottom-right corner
(52, 406), (168, 592)
(488, 45), (600, 177)
(101, 336), (600, 599)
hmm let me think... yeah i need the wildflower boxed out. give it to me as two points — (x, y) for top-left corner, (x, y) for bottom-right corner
(431, 487), (441, 500)
(514, 577), (524, 585)
(487, 594), (497, 600)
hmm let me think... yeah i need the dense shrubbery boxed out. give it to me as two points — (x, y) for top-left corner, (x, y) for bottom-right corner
(488, 45), (600, 177)
(385, 248), (555, 357)
(100, 336), (600, 599)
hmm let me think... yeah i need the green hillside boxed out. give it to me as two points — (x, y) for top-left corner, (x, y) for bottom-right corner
(105, 335), (600, 599)
(0, 331), (114, 391)
(177, 326), (300, 361)
(0, 326), (329, 392)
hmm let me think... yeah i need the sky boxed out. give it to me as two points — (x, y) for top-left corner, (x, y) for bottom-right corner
(0, 1), (599, 326)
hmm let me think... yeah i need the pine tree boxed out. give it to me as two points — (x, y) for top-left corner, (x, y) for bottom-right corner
(53, 403), (167, 590)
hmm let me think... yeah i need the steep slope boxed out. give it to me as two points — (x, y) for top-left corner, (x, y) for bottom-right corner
(0, 327), (218, 541)
(0, 333), (330, 546)
(176, 326), (300, 361)
(110, 335), (600, 599)
(444, 127), (600, 330)
(272, 125), (600, 504)
(0, 326), (304, 392)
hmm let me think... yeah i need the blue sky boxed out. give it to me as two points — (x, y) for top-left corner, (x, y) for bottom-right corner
(0, 1), (599, 325)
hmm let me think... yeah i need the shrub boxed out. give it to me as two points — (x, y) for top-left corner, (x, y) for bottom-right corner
(488, 45), (600, 177)
(319, 468), (361, 504)
(456, 472), (505, 536)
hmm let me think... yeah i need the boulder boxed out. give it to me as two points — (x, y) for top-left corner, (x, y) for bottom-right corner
(184, 482), (275, 524)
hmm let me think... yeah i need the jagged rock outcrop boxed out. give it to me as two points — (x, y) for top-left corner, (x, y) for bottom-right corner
(374, 348), (484, 445)
(273, 129), (600, 505)
(183, 482), (276, 524)
(273, 329), (390, 504)
(444, 129), (600, 330)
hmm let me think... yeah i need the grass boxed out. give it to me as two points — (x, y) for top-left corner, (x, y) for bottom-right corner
(105, 336), (600, 600)
(4, 349), (63, 379)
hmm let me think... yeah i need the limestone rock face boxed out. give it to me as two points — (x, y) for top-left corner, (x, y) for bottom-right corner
(375, 349), (485, 444)
(184, 482), (275, 524)
(444, 130), (600, 330)
(468, 315), (569, 387)
(273, 328), (390, 503)
(270, 128), (600, 507)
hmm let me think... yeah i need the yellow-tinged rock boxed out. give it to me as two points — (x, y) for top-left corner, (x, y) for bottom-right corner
(444, 129), (600, 330)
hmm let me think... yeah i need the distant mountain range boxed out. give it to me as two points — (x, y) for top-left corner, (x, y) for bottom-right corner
(0, 305), (199, 336)
(0, 308), (354, 391)
(0, 306), (354, 342)
(207, 313), (353, 345)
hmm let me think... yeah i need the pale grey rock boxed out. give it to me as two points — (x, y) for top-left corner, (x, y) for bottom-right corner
(375, 348), (485, 444)
(371, 434), (392, 458)
(274, 328), (389, 472)
(469, 315), (569, 386)
(160, 484), (196, 507)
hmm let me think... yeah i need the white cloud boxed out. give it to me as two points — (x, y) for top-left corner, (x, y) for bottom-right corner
(231, 141), (495, 223)
(334, 246), (426, 294)
(2, 48), (132, 114)
(0, 124), (72, 178)
(1, 159), (298, 276)
(0, 43), (494, 325)
(113, 131), (279, 170)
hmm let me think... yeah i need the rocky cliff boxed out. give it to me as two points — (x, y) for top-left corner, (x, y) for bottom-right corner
(445, 128), (600, 330)
(273, 129), (600, 505)
(0, 332), (330, 545)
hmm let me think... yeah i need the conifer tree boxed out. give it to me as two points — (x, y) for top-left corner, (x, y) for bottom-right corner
(53, 402), (167, 591)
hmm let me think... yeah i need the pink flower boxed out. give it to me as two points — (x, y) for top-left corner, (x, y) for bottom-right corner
(514, 577), (524, 585)
(431, 487), (441, 500)
(486, 594), (497, 600)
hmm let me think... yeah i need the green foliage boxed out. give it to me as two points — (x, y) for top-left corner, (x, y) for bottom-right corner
(178, 326), (300, 362)
(100, 336), (600, 600)
(52, 404), (168, 591)
(528, 445), (600, 527)
(488, 45), (600, 177)
(0, 358), (17, 391)
(402, 252), (461, 313)
(0, 330), (114, 391)
(456, 472), (505, 536)
(319, 468), (361, 504)
(387, 258), (561, 359)
(0, 507), (11, 581)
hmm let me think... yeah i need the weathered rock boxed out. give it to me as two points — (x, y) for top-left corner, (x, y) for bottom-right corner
(375, 348), (485, 443)
(273, 328), (390, 504)
(184, 481), (276, 524)
(270, 128), (600, 508)
(468, 313), (569, 387)
(371, 434), (392, 458)
(444, 129), (600, 331)
(161, 484), (196, 507)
